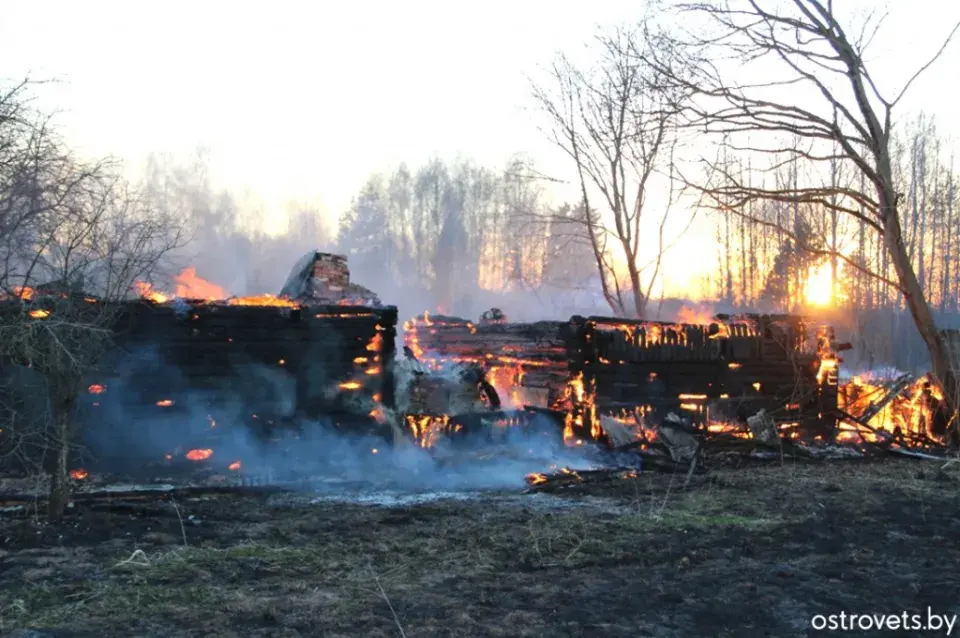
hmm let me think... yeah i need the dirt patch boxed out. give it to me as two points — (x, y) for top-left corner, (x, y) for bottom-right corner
(2, 460), (960, 636)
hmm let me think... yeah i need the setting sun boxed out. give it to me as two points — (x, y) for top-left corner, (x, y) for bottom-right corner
(805, 262), (838, 306)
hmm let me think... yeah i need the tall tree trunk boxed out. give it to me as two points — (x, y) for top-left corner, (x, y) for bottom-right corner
(740, 201), (748, 308)
(945, 165), (956, 311)
(47, 399), (73, 520)
(860, 224), (870, 309)
(882, 196), (958, 417)
(918, 137), (929, 298)
(724, 208), (733, 305)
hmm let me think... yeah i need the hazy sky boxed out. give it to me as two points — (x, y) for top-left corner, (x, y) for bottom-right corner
(2, 0), (960, 296)
(1, 1), (639, 215)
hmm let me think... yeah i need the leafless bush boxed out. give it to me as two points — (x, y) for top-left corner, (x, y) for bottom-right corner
(0, 79), (185, 518)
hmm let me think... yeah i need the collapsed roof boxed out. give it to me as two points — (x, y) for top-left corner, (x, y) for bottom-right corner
(279, 251), (381, 307)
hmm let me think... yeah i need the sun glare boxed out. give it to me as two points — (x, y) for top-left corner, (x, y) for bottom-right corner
(805, 262), (836, 306)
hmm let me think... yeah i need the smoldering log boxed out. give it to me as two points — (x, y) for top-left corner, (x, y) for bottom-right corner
(523, 467), (643, 492)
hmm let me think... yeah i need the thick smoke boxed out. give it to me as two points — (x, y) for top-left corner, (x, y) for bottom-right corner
(79, 347), (596, 493)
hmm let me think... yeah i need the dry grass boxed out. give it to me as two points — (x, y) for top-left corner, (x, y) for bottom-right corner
(1, 460), (959, 636)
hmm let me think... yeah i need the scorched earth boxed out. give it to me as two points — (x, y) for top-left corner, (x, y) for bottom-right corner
(2, 459), (960, 637)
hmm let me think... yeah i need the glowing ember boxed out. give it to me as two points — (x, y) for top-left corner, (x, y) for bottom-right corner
(339, 381), (362, 391)
(227, 294), (298, 307)
(69, 468), (88, 480)
(88, 384), (106, 395)
(707, 422), (752, 438)
(228, 460), (241, 471)
(186, 449), (213, 461)
(156, 399), (174, 407)
(28, 309), (49, 318)
(14, 286), (34, 300)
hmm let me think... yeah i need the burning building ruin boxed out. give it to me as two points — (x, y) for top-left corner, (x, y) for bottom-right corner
(0, 254), (399, 477)
(1, 252), (956, 490)
(403, 310), (845, 446)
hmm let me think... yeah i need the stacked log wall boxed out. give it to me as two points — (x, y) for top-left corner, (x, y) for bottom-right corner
(567, 314), (837, 434)
(409, 311), (838, 436)
(93, 301), (398, 421)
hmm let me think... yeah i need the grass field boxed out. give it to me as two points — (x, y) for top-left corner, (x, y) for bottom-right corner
(2, 459), (959, 637)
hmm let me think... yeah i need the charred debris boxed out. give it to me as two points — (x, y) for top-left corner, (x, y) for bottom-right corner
(0, 252), (956, 492)
(403, 307), (957, 488)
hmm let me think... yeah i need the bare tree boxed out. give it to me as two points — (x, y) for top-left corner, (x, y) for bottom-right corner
(532, 24), (686, 318)
(0, 80), (185, 518)
(645, 0), (960, 410)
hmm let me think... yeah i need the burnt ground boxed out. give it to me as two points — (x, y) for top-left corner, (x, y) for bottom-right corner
(1, 460), (960, 637)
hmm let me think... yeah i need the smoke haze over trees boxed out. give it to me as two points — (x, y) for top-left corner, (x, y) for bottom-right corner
(336, 157), (599, 319)
(1, 1), (958, 378)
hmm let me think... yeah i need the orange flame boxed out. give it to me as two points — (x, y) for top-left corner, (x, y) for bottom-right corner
(526, 472), (548, 485)
(133, 281), (168, 303)
(156, 399), (174, 407)
(88, 384), (106, 395)
(675, 305), (714, 324)
(406, 414), (451, 448)
(840, 374), (948, 443)
(186, 448), (213, 461)
(69, 468), (88, 480)
(28, 309), (49, 319)
(174, 267), (228, 300)
(134, 271), (299, 307)
(228, 460), (241, 471)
